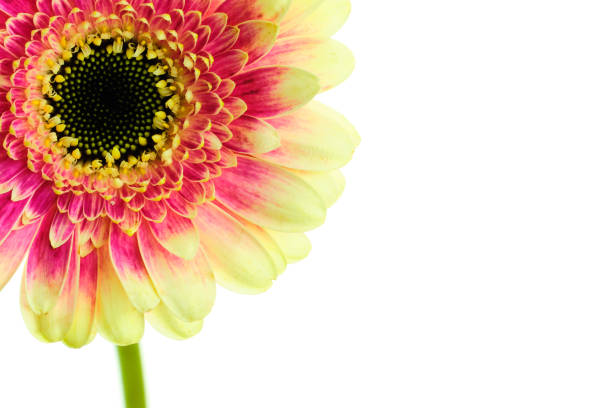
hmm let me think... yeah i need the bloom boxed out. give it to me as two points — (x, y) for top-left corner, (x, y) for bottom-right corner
(0, 0), (358, 347)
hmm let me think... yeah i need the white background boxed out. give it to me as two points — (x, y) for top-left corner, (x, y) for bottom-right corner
(2, 1), (612, 407)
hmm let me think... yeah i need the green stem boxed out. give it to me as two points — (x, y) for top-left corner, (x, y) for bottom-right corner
(116, 344), (147, 408)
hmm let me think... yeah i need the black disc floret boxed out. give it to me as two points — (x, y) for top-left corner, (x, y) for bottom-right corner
(46, 39), (176, 165)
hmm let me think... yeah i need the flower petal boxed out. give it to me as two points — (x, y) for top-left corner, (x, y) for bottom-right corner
(11, 169), (43, 201)
(25, 210), (74, 314)
(63, 251), (98, 348)
(106, 198), (127, 223)
(234, 20), (278, 64)
(148, 209), (199, 260)
(217, 0), (291, 24)
(289, 169), (346, 208)
(280, 0), (350, 38)
(91, 217), (109, 248)
(214, 155), (326, 232)
(226, 115), (280, 153)
(231, 213), (287, 276)
(213, 49), (248, 78)
(36, 232), (79, 342)
(142, 199), (167, 223)
(252, 37), (354, 92)
(20, 276), (48, 343)
(280, 0), (323, 23)
(0, 0), (37, 16)
(96, 244), (144, 346)
(0, 191), (30, 245)
(24, 185), (55, 223)
(138, 224), (215, 322)
(256, 101), (359, 171)
(0, 221), (39, 291)
(232, 66), (319, 118)
(265, 230), (312, 263)
(49, 210), (75, 248)
(195, 203), (278, 293)
(145, 302), (204, 340)
(83, 193), (104, 220)
(109, 223), (160, 312)
(0, 159), (26, 192)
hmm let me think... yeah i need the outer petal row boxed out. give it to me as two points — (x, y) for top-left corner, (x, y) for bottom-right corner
(280, 0), (351, 38)
(214, 155), (327, 233)
(233, 66), (319, 118)
(257, 101), (360, 171)
(253, 37), (354, 93)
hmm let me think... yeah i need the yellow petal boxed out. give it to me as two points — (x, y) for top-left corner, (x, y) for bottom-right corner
(146, 302), (204, 340)
(257, 101), (359, 171)
(109, 224), (160, 312)
(137, 225), (216, 322)
(195, 203), (278, 294)
(232, 66), (320, 118)
(253, 37), (354, 92)
(64, 251), (99, 348)
(290, 169), (346, 208)
(280, 0), (351, 37)
(96, 245), (144, 346)
(37, 244), (79, 342)
(20, 275), (50, 344)
(281, 0), (324, 24)
(266, 230), (312, 263)
(229, 210), (287, 276)
(214, 156), (327, 232)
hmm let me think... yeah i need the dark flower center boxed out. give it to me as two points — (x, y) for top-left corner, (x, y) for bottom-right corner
(46, 39), (176, 165)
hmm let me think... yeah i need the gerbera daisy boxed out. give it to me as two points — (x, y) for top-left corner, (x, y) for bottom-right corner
(0, 0), (359, 348)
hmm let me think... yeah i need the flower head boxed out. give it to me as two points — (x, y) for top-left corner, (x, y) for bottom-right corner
(0, 0), (358, 347)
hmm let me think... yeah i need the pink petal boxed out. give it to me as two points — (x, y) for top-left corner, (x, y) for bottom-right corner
(234, 20), (278, 64)
(226, 115), (280, 153)
(166, 192), (198, 219)
(142, 199), (167, 223)
(0, 158), (26, 191)
(182, 162), (210, 183)
(35, 231), (79, 342)
(63, 250), (98, 348)
(206, 26), (238, 55)
(0, 221), (39, 291)
(216, 79), (236, 98)
(0, 191), (30, 245)
(10, 169), (43, 201)
(221, 100), (245, 123)
(106, 198), (127, 223)
(25, 210), (74, 314)
(214, 155), (326, 232)
(118, 210), (142, 236)
(24, 183), (55, 222)
(127, 193), (145, 211)
(232, 67), (319, 118)
(0, 0), (37, 16)
(179, 180), (207, 205)
(211, 49), (248, 78)
(83, 193), (104, 220)
(91, 217), (109, 248)
(109, 223), (159, 312)
(49, 210), (75, 248)
(67, 193), (85, 223)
